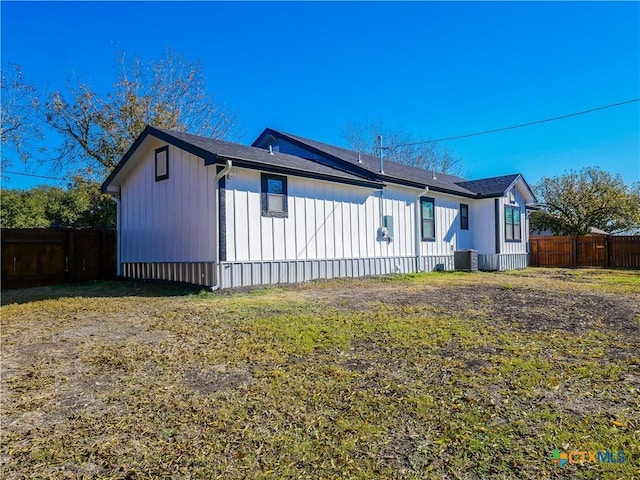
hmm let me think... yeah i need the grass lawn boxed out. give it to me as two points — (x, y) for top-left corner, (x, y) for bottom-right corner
(1, 268), (639, 479)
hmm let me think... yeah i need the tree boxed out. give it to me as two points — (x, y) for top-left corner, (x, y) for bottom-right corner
(44, 49), (238, 179)
(0, 181), (116, 228)
(69, 179), (116, 227)
(531, 167), (640, 235)
(0, 64), (43, 169)
(0, 188), (54, 228)
(343, 119), (463, 176)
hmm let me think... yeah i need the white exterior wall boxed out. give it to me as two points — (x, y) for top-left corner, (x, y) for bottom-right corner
(419, 193), (473, 256)
(496, 183), (529, 255)
(120, 140), (216, 262)
(224, 169), (474, 263)
(471, 198), (498, 254)
(116, 139), (531, 286)
(225, 169), (411, 262)
(470, 182), (530, 256)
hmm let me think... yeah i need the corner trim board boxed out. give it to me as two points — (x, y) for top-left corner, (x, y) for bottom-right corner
(218, 171), (227, 262)
(494, 198), (501, 254)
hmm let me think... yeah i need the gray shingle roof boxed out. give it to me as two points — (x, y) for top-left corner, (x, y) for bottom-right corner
(103, 125), (535, 203)
(253, 129), (538, 201)
(254, 129), (480, 197)
(102, 126), (383, 191)
(456, 174), (521, 198)
(152, 127), (380, 184)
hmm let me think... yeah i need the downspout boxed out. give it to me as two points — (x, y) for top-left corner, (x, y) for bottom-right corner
(211, 159), (233, 291)
(106, 187), (122, 276)
(414, 187), (430, 272)
(115, 188), (121, 276)
(378, 135), (385, 232)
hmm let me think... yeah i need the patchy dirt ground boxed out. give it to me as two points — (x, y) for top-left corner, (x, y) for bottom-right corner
(301, 281), (640, 335)
(1, 269), (639, 479)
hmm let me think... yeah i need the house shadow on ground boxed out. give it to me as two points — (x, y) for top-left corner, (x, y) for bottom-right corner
(1, 279), (207, 306)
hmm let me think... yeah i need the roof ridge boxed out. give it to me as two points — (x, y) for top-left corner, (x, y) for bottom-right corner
(151, 126), (353, 164)
(263, 128), (467, 182)
(102, 125), (384, 192)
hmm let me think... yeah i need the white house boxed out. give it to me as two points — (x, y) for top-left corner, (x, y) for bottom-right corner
(101, 126), (537, 289)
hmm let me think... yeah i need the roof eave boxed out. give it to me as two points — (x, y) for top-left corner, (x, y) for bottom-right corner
(506, 173), (538, 203)
(213, 155), (383, 189)
(379, 176), (477, 198)
(100, 125), (218, 192)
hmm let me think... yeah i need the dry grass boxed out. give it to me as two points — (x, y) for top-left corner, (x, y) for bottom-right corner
(1, 268), (639, 479)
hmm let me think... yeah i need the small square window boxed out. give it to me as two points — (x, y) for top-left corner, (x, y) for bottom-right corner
(261, 173), (288, 218)
(155, 146), (169, 181)
(460, 203), (469, 230)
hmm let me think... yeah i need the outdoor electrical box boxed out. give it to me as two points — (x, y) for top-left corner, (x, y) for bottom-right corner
(383, 216), (394, 240)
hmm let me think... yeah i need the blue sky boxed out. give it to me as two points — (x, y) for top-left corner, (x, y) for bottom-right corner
(2, 1), (639, 190)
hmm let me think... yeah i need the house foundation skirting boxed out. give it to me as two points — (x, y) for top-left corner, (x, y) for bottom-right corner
(121, 261), (216, 286)
(120, 254), (526, 289)
(219, 255), (455, 289)
(477, 253), (528, 271)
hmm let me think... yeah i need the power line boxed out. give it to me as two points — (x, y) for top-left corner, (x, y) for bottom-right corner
(395, 98), (640, 148)
(1, 170), (67, 181)
(3, 98), (639, 181)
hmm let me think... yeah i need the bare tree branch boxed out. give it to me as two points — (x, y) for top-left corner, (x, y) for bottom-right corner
(43, 49), (239, 180)
(1, 64), (44, 168)
(342, 119), (463, 176)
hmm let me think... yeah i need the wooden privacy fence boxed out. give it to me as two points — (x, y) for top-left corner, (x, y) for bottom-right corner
(1, 228), (117, 289)
(529, 235), (640, 269)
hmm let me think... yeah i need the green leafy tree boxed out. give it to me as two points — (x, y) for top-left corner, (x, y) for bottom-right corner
(343, 119), (463, 176)
(531, 167), (640, 235)
(1, 188), (53, 228)
(44, 49), (238, 179)
(1, 181), (115, 228)
(69, 180), (116, 227)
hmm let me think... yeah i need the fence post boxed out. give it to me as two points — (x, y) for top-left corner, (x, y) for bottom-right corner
(67, 230), (75, 283)
(605, 236), (610, 268)
(101, 229), (107, 278)
(573, 236), (578, 268)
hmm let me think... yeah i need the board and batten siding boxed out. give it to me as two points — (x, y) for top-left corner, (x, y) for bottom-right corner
(469, 183), (530, 256)
(224, 168), (470, 263)
(496, 182), (530, 255)
(418, 194), (473, 257)
(225, 169), (406, 262)
(470, 198), (497, 255)
(120, 140), (217, 263)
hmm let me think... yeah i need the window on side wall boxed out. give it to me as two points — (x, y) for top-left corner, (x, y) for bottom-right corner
(155, 146), (169, 181)
(460, 203), (469, 230)
(420, 197), (435, 241)
(261, 173), (288, 218)
(505, 205), (521, 241)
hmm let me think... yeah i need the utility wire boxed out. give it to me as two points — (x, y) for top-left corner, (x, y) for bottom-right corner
(1, 170), (67, 181)
(1, 170), (101, 184)
(395, 98), (640, 147)
(3, 98), (639, 181)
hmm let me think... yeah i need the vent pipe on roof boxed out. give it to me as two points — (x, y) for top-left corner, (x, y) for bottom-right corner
(358, 153), (362, 163)
(378, 135), (384, 174)
(432, 169), (436, 180)
(269, 145), (274, 155)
